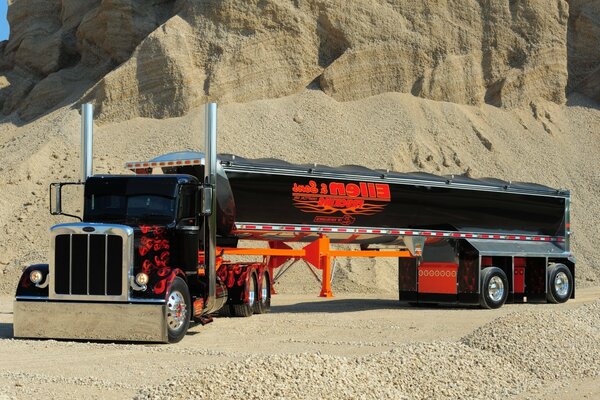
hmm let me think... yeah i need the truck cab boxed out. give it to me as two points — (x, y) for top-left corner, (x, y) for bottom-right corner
(14, 173), (229, 343)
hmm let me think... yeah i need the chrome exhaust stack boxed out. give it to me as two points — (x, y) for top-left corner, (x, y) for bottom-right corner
(204, 103), (218, 313)
(81, 103), (94, 182)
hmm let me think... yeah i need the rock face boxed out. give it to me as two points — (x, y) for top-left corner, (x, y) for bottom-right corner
(0, 0), (176, 120)
(0, 0), (577, 122)
(568, 0), (600, 101)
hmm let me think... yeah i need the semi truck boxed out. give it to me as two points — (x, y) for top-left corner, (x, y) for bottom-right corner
(14, 103), (575, 343)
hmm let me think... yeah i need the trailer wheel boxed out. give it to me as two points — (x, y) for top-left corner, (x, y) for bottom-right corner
(479, 267), (508, 309)
(254, 271), (271, 314)
(233, 272), (258, 317)
(166, 277), (191, 343)
(546, 264), (573, 304)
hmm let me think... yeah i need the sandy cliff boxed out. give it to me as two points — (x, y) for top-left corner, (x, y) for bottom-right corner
(0, 0), (584, 122)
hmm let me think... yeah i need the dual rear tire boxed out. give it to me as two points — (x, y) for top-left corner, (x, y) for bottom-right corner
(223, 270), (271, 317)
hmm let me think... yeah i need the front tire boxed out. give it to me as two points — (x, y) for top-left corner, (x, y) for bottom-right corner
(479, 267), (508, 309)
(546, 263), (573, 304)
(166, 277), (191, 343)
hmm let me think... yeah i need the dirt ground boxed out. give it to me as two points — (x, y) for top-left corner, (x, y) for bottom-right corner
(1, 287), (598, 400)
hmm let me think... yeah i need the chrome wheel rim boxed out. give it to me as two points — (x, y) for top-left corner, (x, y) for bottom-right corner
(167, 290), (187, 331)
(488, 276), (505, 302)
(248, 279), (256, 306)
(554, 271), (569, 297)
(261, 275), (268, 303)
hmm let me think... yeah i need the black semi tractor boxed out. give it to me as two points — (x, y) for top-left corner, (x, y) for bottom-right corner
(14, 103), (574, 343)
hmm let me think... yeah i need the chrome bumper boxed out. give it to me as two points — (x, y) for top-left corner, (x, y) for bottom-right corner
(13, 300), (168, 343)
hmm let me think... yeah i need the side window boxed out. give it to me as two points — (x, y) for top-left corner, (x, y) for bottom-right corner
(178, 185), (197, 225)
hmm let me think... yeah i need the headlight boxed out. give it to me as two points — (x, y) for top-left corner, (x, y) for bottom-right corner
(135, 272), (149, 286)
(29, 270), (43, 284)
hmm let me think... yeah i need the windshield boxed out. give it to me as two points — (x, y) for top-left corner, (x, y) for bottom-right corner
(84, 193), (176, 224)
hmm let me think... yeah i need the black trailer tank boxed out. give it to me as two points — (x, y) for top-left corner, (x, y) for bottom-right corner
(134, 152), (569, 245)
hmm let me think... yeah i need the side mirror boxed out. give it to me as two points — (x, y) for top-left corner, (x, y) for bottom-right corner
(49, 182), (83, 221)
(201, 187), (213, 215)
(50, 183), (63, 215)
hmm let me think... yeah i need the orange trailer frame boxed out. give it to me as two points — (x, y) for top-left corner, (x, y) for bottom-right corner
(222, 234), (414, 297)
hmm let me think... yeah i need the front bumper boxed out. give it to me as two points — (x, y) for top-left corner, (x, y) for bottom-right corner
(13, 299), (168, 343)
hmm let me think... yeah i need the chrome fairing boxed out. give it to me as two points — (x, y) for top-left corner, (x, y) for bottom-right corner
(49, 223), (134, 302)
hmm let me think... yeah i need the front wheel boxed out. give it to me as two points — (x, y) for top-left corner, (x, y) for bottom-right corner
(479, 267), (508, 309)
(166, 277), (191, 343)
(546, 264), (573, 304)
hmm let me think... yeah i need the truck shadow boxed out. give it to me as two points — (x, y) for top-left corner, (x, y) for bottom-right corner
(270, 298), (444, 314)
(0, 323), (14, 339)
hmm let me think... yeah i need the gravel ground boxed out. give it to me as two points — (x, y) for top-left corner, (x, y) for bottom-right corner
(132, 300), (600, 400)
(5, 291), (593, 400)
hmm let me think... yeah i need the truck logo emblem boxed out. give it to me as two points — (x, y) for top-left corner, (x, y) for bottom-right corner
(82, 227), (95, 232)
(292, 180), (391, 225)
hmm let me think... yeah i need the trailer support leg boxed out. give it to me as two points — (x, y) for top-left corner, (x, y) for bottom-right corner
(304, 235), (334, 297)
(319, 252), (333, 298)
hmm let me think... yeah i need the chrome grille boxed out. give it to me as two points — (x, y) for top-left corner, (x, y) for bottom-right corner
(50, 223), (133, 301)
(54, 234), (123, 296)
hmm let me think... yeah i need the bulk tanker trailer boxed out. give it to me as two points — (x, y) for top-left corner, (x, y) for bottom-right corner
(13, 104), (574, 343)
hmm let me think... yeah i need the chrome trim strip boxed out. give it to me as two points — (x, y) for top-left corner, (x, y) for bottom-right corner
(178, 226), (200, 231)
(222, 165), (569, 199)
(104, 233), (108, 295)
(36, 274), (49, 289)
(15, 296), (166, 304)
(86, 234), (90, 295)
(69, 234), (72, 294)
(233, 222), (566, 243)
(16, 296), (52, 300)
(565, 193), (571, 253)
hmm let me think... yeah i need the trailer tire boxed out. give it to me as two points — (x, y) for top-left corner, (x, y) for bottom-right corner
(233, 272), (258, 317)
(166, 277), (191, 343)
(479, 267), (508, 309)
(254, 271), (271, 314)
(219, 304), (233, 317)
(546, 264), (573, 304)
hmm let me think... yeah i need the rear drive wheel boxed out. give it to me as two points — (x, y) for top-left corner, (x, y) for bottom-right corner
(479, 267), (508, 309)
(254, 271), (271, 314)
(233, 272), (258, 317)
(546, 264), (573, 304)
(166, 277), (191, 343)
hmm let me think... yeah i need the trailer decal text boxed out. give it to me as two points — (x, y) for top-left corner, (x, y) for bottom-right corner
(292, 180), (391, 224)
